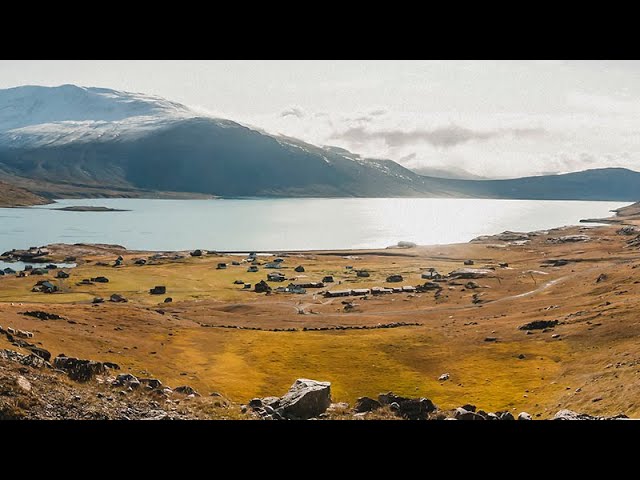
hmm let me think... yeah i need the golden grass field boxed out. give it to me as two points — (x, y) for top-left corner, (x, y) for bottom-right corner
(3, 207), (640, 417)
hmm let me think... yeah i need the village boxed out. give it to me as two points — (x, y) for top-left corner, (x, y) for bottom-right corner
(2, 210), (640, 418)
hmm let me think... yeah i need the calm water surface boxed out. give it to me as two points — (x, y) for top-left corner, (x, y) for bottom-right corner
(0, 198), (626, 253)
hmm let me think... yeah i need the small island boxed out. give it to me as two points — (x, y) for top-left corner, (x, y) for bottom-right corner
(53, 206), (130, 212)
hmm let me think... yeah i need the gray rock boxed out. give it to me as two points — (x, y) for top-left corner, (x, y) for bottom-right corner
(113, 373), (141, 388)
(354, 396), (381, 413)
(278, 379), (332, 420)
(496, 411), (515, 420)
(174, 385), (200, 396)
(453, 407), (485, 420)
(553, 409), (595, 420)
(517, 412), (532, 420)
(378, 392), (437, 420)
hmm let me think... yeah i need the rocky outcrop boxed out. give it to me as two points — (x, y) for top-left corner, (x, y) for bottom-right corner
(553, 409), (628, 420)
(519, 320), (558, 331)
(53, 355), (117, 382)
(354, 396), (381, 413)
(378, 392), (437, 420)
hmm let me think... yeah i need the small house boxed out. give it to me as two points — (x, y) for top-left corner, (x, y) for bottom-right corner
(150, 286), (167, 295)
(41, 281), (58, 294)
(265, 263), (282, 269)
(322, 276), (334, 283)
(294, 265), (305, 273)
(267, 272), (286, 282)
(324, 290), (352, 298)
(386, 274), (403, 283)
(371, 287), (393, 295)
(233, 280), (244, 285)
(247, 266), (259, 273)
(274, 258), (285, 263)
(56, 270), (70, 279)
(254, 280), (272, 293)
(232, 261), (241, 266)
(289, 281), (324, 289)
(402, 285), (416, 293)
(356, 270), (370, 278)
(217, 263), (227, 270)
(351, 288), (371, 296)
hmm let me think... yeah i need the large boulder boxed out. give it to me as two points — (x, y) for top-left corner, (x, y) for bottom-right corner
(278, 379), (332, 420)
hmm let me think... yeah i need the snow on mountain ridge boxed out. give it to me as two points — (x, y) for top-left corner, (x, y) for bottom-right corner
(0, 84), (193, 130)
(0, 85), (210, 147)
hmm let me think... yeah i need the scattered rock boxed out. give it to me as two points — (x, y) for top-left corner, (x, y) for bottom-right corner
(596, 273), (608, 283)
(113, 373), (141, 389)
(174, 385), (200, 396)
(484, 337), (498, 342)
(354, 396), (381, 413)
(453, 407), (484, 420)
(496, 411), (515, 420)
(16, 375), (32, 392)
(438, 373), (450, 381)
(294, 266), (305, 273)
(149, 286), (167, 295)
(464, 260), (475, 265)
(518, 354), (526, 359)
(518, 412), (532, 420)
(164, 297), (173, 303)
(53, 355), (107, 382)
(92, 297), (104, 304)
(110, 294), (127, 303)
(91, 276), (109, 283)
(20, 311), (64, 321)
(378, 392), (436, 420)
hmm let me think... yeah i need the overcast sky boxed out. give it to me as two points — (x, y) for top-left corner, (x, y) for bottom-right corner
(1, 60), (639, 178)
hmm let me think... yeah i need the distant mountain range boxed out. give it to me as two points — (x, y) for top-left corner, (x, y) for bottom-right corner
(0, 84), (638, 202)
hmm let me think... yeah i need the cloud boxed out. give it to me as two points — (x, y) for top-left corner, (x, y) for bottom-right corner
(331, 124), (547, 148)
(280, 106), (305, 118)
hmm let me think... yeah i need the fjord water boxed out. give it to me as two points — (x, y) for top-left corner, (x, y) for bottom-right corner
(0, 198), (625, 253)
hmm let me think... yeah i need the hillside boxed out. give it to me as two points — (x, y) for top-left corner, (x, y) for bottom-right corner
(0, 85), (638, 201)
(0, 180), (49, 207)
(433, 168), (640, 201)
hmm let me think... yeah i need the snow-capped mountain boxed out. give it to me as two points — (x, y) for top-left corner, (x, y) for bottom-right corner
(0, 85), (198, 148)
(0, 85), (638, 201)
(0, 85), (443, 197)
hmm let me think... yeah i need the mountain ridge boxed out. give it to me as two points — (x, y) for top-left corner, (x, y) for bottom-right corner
(0, 85), (638, 202)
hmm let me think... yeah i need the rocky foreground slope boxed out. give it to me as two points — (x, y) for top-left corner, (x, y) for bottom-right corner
(0, 346), (628, 420)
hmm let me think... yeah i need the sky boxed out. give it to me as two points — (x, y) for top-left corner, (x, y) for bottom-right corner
(0, 60), (639, 178)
